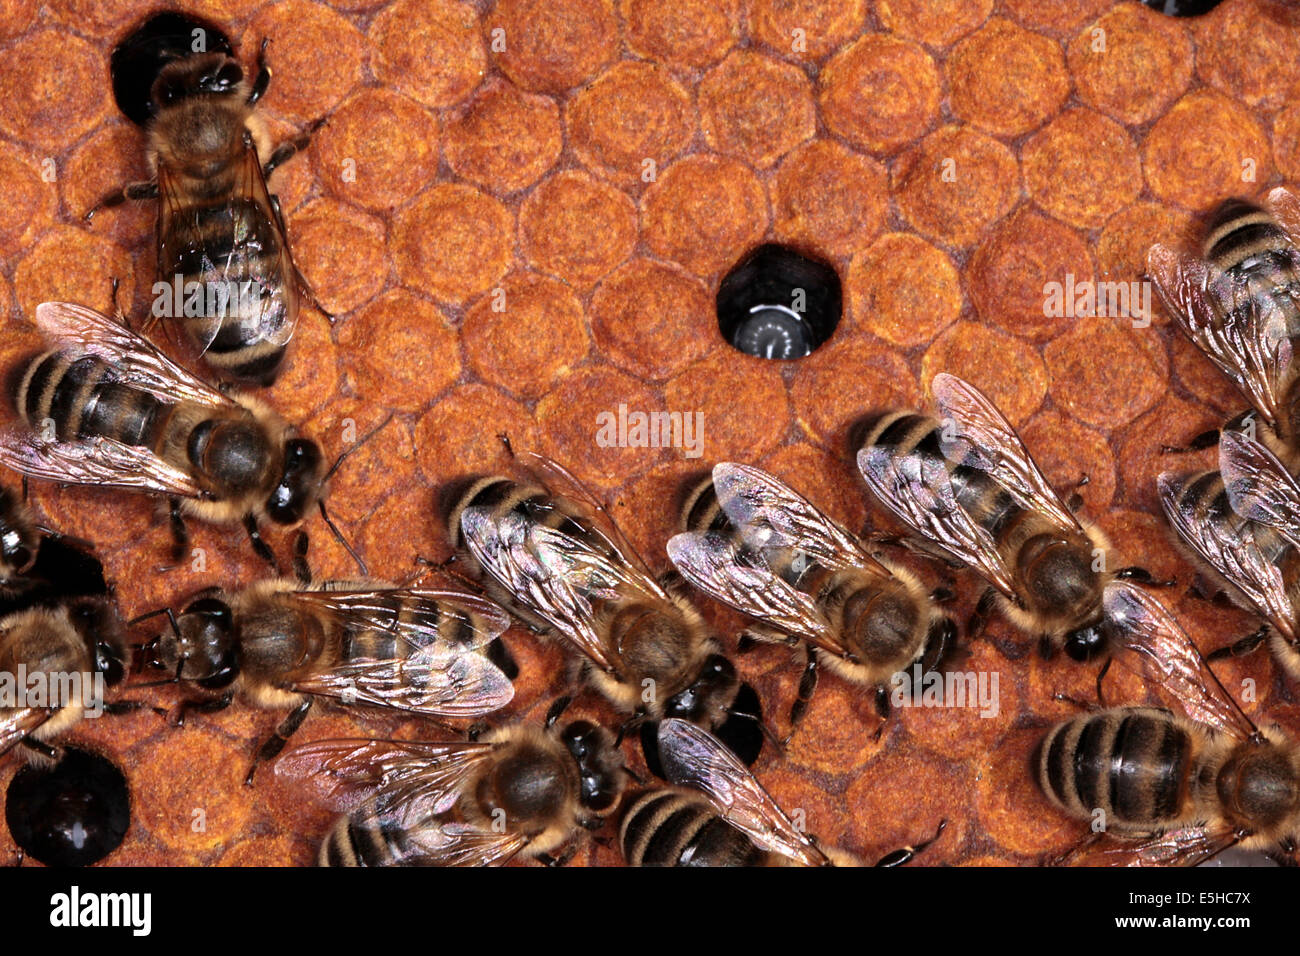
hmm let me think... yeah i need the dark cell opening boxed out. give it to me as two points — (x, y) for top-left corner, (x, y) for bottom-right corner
(1138, 0), (1224, 15)
(111, 11), (235, 126)
(7, 747), (130, 866)
(717, 244), (841, 360)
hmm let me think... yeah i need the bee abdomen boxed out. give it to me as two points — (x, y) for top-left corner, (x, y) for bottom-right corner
(318, 811), (407, 867)
(1038, 707), (1191, 827)
(678, 473), (729, 535)
(14, 351), (163, 447)
(620, 790), (765, 867)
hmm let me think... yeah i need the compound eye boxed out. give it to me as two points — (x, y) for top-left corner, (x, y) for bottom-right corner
(1064, 626), (1106, 662)
(217, 62), (242, 87)
(96, 643), (125, 686)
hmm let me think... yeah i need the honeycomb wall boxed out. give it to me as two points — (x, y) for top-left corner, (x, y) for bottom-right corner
(0, 0), (1294, 865)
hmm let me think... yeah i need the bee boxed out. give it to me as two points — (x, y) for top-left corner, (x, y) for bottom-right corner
(275, 699), (625, 866)
(1036, 582), (1300, 866)
(87, 10), (322, 386)
(620, 718), (944, 867)
(1147, 187), (1300, 466)
(0, 485), (38, 583)
(448, 454), (766, 777)
(0, 540), (128, 766)
(0, 302), (352, 571)
(667, 463), (955, 738)
(6, 746), (130, 866)
(855, 373), (1166, 694)
(135, 579), (517, 784)
(1159, 429), (1300, 681)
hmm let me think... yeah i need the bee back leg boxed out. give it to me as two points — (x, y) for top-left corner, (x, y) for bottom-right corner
(292, 530), (311, 585)
(874, 819), (947, 867)
(168, 499), (189, 566)
(262, 117), (324, 180)
(243, 514), (282, 574)
(1114, 565), (1176, 588)
(784, 648), (818, 745)
(84, 180), (158, 222)
(245, 698), (312, 786)
(966, 587), (997, 642)
(1206, 624), (1269, 662)
(1066, 473), (1090, 513)
(174, 691), (235, 727)
(19, 736), (59, 761)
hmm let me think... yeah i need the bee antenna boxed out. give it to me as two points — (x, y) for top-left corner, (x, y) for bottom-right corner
(323, 413), (395, 483)
(319, 499), (369, 578)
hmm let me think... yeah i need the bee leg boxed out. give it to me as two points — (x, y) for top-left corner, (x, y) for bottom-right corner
(18, 736), (59, 761)
(871, 686), (891, 742)
(1206, 624), (1269, 662)
(966, 588), (997, 642)
(245, 698), (312, 786)
(84, 180), (158, 222)
(1045, 830), (1104, 867)
(1066, 473), (1090, 513)
(101, 699), (167, 718)
(244, 514), (282, 574)
(544, 695), (572, 727)
(262, 117), (324, 180)
(173, 692), (234, 728)
(292, 531), (312, 585)
(167, 499), (189, 567)
(1051, 691), (1099, 713)
(873, 818), (947, 867)
(1114, 565), (1176, 588)
(247, 38), (271, 105)
(920, 614), (959, 672)
(536, 842), (581, 867)
(1094, 656), (1112, 707)
(784, 650), (818, 745)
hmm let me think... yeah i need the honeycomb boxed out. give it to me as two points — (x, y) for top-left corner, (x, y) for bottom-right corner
(0, 0), (1294, 867)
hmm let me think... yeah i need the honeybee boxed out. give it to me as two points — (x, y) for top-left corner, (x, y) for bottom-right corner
(1160, 429), (1300, 681)
(135, 579), (517, 784)
(88, 10), (322, 385)
(1147, 187), (1300, 465)
(275, 700), (625, 866)
(0, 485), (37, 583)
(667, 463), (955, 738)
(620, 719), (944, 867)
(856, 373), (1166, 693)
(1036, 582), (1299, 866)
(448, 454), (765, 776)
(0, 302), (348, 571)
(0, 542), (127, 766)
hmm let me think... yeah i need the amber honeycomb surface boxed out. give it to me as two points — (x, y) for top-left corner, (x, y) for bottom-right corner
(0, 0), (1296, 866)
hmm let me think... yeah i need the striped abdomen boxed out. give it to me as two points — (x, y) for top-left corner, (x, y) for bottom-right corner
(1037, 707), (1194, 828)
(1173, 469), (1300, 582)
(620, 790), (766, 867)
(318, 807), (424, 867)
(15, 352), (169, 448)
(162, 197), (293, 385)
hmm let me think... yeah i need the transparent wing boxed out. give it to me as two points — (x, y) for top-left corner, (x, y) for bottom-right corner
(657, 718), (830, 867)
(1264, 187), (1300, 257)
(285, 587), (511, 655)
(666, 530), (847, 657)
(1147, 243), (1293, 428)
(380, 818), (530, 867)
(0, 429), (207, 499)
(931, 373), (1080, 535)
(711, 462), (891, 577)
(460, 504), (668, 673)
(1104, 581), (1258, 741)
(1219, 430), (1300, 552)
(856, 443), (1018, 599)
(1059, 825), (1244, 868)
(0, 707), (50, 758)
(33, 302), (233, 409)
(291, 649), (513, 718)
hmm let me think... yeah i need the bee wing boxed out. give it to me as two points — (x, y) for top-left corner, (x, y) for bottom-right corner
(1059, 826), (1243, 868)
(1147, 243), (1293, 428)
(155, 144), (300, 356)
(0, 707), (51, 758)
(284, 587), (512, 654)
(657, 718), (831, 867)
(389, 820), (531, 867)
(856, 438), (1018, 599)
(32, 302), (233, 410)
(711, 462), (892, 577)
(289, 646), (514, 718)
(274, 737), (495, 814)
(1264, 186), (1300, 251)
(931, 373), (1081, 535)
(666, 530), (847, 657)
(460, 504), (668, 673)
(1104, 581), (1258, 741)
(1159, 474), (1296, 642)
(0, 429), (207, 499)
(1219, 430), (1300, 554)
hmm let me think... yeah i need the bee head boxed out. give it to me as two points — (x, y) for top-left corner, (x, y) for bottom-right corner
(640, 656), (764, 778)
(559, 720), (624, 814)
(1063, 621), (1107, 663)
(150, 596), (238, 688)
(266, 439), (325, 526)
(153, 54), (245, 109)
(0, 527), (37, 577)
(64, 597), (127, 688)
(111, 11), (235, 125)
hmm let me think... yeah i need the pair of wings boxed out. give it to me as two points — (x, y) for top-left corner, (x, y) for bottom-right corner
(1061, 581), (1264, 867)
(458, 455), (670, 675)
(150, 137), (299, 356)
(857, 373), (1083, 600)
(0, 302), (243, 500)
(667, 463), (892, 662)
(1160, 431), (1300, 645)
(203, 586), (514, 718)
(275, 735), (531, 866)
(1147, 186), (1300, 432)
